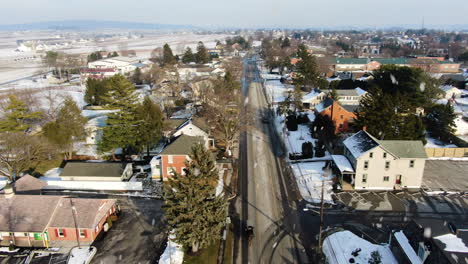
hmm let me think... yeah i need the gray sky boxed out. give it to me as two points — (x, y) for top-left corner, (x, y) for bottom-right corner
(1, 0), (467, 28)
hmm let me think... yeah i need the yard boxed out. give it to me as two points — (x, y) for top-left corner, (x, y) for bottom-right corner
(183, 240), (220, 264)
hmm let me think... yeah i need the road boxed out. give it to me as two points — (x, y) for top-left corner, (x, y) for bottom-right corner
(235, 55), (309, 264)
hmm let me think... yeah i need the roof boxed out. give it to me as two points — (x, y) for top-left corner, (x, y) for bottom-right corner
(335, 58), (368, 64)
(160, 135), (204, 155)
(373, 58), (409, 65)
(394, 231), (423, 264)
(14, 175), (46, 192)
(302, 89), (324, 101)
(344, 131), (427, 159)
(336, 89), (358, 96)
(342, 104), (359, 113)
(60, 162), (129, 178)
(0, 195), (60, 232)
(49, 198), (116, 229)
(315, 98), (334, 112)
(0, 195), (116, 232)
(331, 155), (354, 173)
(379, 140), (427, 159)
(343, 131), (380, 158)
(335, 57), (410, 65)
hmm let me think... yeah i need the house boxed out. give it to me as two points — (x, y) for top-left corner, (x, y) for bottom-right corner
(302, 89), (326, 109)
(173, 119), (215, 149)
(13, 175), (46, 195)
(391, 219), (468, 264)
(335, 88), (367, 105)
(87, 56), (142, 75)
(59, 161), (133, 181)
(440, 85), (462, 99)
(157, 135), (205, 180)
(0, 194), (118, 248)
(340, 130), (427, 190)
(314, 98), (357, 134)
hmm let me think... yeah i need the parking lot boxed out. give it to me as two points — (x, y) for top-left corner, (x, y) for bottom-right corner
(91, 197), (167, 264)
(422, 160), (468, 192)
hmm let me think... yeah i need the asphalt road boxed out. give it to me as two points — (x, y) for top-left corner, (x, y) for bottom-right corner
(235, 55), (309, 264)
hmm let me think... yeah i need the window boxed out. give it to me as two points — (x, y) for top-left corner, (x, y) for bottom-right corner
(364, 161), (369, 169)
(369, 152), (373, 158)
(383, 153), (387, 158)
(385, 161), (390, 169)
(57, 229), (65, 237)
(95, 226), (99, 233)
(24, 233), (28, 237)
(362, 174), (367, 183)
(339, 123), (343, 129)
(340, 114), (344, 120)
(168, 155), (173, 164)
(409, 160), (415, 168)
(79, 229), (86, 238)
(383, 176), (390, 182)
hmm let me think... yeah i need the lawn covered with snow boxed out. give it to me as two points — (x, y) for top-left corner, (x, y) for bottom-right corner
(291, 161), (333, 203)
(323, 230), (398, 264)
(264, 80), (293, 103)
(68, 246), (97, 264)
(159, 233), (184, 264)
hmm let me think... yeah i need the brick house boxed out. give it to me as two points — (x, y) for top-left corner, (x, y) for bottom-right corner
(157, 135), (205, 180)
(0, 194), (117, 248)
(314, 98), (357, 134)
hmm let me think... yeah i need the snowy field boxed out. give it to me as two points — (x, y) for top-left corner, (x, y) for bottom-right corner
(291, 161), (333, 203)
(323, 230), (398, 264)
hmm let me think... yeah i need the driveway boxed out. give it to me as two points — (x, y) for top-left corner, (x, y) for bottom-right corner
(91, 197), (167, 264)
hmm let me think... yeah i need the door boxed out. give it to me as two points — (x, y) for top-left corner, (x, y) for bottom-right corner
(396, 175), (402, 185)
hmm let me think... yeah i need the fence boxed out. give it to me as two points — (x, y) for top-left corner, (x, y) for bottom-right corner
(425, 148), (468, 158)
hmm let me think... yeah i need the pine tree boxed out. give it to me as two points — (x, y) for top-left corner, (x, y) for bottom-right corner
(293, 86), (304, 112)
(182, 47), (195, 63)
(98, 75), (139, 155)
(85, 78), (109, 106)
(425, 103), (456, 143)
(310, 114), (335, 142)
(162, 43), (176, 65)
(43, 97), (87, 159)
(135, 96), (163, 156)
(196, 41), (210, 64)
(163, 144), (227, 253)
(293, 44), (319, 91)
(132, 67), (143, 85)
(0, 95), (42, 132)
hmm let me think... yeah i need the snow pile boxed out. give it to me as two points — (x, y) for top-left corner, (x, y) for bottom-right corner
(434, 234), (468, 253)
(68, 246), (96, 264)
(291, 162), (333, 203)
(159, 233), (184, 264)
(323, 230), (398, 264)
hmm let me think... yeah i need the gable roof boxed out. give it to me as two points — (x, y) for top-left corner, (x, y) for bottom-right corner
(343, 130), (380, 158)
(160, 135), (204, 155)
(315, 98), (334, 112)
(379, 140), (427, 159)
(344, 131), (427, 159)
(14, 175), (46, 192)
(60, 162), (129, 178)
(342, 104), (359, 113)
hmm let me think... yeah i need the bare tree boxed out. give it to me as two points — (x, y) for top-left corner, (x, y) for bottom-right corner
(0, 133), (55, 181)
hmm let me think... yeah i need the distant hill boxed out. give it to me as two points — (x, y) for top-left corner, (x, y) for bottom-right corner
(0, 20), (196, 31)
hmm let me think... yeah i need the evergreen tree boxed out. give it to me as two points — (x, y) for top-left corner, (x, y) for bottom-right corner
(164, 144), (227, 253)
(281, 37), (291, 48)
(327, 87), (339, 101)
(293, 44), (319, 91)
(162, 43), (176, 65)
(182, 47), (195, 63)
(196, 41), (211, 64)
(292, 86), (304, 112)
(98, 75), (139, 155)
(310, 114), (335, 142)
(132, 67), (143, 85)
(136, 96), (164, 156)
(302, 141), (313, 158)
(314, 139), (326, 157)
(87, 51), (102, 62)
(43, 97), (87, 159)
(0, 95), (42, 132)
(84, 78), (109, 106)
(425, 103), (456, 143)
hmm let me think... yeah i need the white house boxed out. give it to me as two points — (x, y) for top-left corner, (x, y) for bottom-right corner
(173, 119), (214, 149)
(302, 89), (327, 109)
(335, 88), (367, 105)
(340, 131), (427, 190)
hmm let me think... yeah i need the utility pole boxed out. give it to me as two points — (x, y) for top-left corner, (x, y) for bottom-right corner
(69, 198), (81, 249)
(317, 178), (325, 256)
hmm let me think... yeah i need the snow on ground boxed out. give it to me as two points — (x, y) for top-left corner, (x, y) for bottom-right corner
(323, 230), (398, 264)
(454, 116), (468, 136)
(0, 247), (19, 253)
(215, 169), (224, 196)
(291, 161), (333, 203)
(264, 80), (293, 103)
(68, 246), (97, 264)
(434, 234), (468, 253)
(425, 136), (458, 148)
(285, 124), (316, 154)
(158, 233), (184, 264)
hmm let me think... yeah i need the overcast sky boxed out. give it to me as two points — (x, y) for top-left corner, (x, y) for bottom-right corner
(1, 0), (467, 28)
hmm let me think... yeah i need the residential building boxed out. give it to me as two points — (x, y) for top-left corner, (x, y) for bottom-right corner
(157, 135), (205, 180)
(340, 130), (427, 190)
(302, 89), (326, 109)
(59, 161), (133, 181)
(439, 85), (462, 99)
(12, 175), (46, 195)
(87, 56), (148, 75)
(335, 88), (367, 105)
(173, 119), (215, 149)
(314, 98), (357, 134)
(0, 195), (117, 248)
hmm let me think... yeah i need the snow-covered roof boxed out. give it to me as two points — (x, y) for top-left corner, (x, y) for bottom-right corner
(355, 87), (367, 96)
(434, 233), (468, 253)
(331, 155), (354, 173)
(394, 231), (423, 264)
(343, 131), (379, 158)
(302, 90), (324, 101)
(315, 98), (334, 113)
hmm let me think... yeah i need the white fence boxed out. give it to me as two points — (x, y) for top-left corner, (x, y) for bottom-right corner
(43, 181), (143, 191)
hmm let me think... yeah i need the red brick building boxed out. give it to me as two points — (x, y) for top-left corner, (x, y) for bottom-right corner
(315, 98), (357, 134)
(158, 135), (205, 180)
(0, 193), (117, 248)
